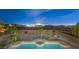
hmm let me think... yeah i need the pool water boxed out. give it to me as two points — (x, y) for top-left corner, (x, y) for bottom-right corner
(15, 44), (37, 49)
(43, 44), (64, 49)
(14, 44), (65, 49)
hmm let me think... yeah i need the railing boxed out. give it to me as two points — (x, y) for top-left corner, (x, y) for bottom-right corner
(16, 34), (51, 41)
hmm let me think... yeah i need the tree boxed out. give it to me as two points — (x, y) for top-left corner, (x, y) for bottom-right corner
(71, 22), (79, 37)
(38, 26), (44, 39)
(7, 25), (17, 42)
(76, 23), (79, 36)
(0, 24), (6, 33)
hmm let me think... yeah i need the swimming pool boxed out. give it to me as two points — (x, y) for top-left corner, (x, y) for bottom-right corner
(13, 44), (65, 49)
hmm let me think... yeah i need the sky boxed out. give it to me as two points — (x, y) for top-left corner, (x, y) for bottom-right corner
(0, 9), (79, 25)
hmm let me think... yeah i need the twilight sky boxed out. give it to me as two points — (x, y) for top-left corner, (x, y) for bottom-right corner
(0, 9), (79, 25)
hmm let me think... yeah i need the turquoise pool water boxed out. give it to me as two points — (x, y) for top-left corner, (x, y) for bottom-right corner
(14, 44), (65, 49)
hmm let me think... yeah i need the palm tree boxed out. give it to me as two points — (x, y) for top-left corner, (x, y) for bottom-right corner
(38, 26), (44, 39)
